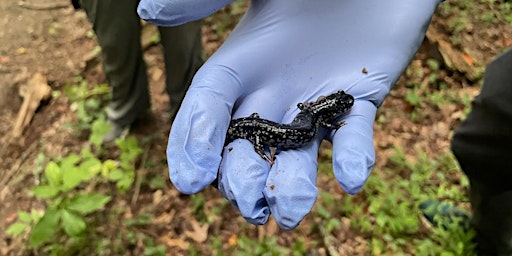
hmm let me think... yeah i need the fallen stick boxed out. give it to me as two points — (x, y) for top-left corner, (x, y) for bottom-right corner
(18, 0), (69, 10)
(12, 72), (51, 138)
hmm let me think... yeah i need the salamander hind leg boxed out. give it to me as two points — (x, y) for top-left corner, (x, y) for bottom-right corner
(253, 135), (273, 164)
(254, 145), (273, 164)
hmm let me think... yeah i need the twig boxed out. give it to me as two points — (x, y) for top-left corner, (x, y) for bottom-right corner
(319, 224), (340, 256)
(18, 1), (69, 10)
(131, 143), (151, 207)
(487, 2), (508, 24)
(0, 142), (38, 201)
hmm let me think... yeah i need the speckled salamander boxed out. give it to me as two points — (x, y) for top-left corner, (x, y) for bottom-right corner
(226, 90), (355, 163)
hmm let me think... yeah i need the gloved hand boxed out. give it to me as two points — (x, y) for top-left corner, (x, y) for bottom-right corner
(138, 0), (441, 229)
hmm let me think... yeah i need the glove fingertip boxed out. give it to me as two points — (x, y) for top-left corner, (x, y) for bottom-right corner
(333, 148), (374, 195)
(137, 0), (160, 20)
(330, 100), (376, 194)
(167, 146), (219, 194)
(275, 217), (301, 231)
(219, 140), (272, 225)
(264, 149), (319, 230)
(243, 200), (271, 226)
(169, 166), (217, 194)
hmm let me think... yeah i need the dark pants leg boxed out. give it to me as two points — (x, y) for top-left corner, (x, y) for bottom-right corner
(451, 48), (512, 255)
(81, 0), (150, 127)
(158, 21), (203, 122)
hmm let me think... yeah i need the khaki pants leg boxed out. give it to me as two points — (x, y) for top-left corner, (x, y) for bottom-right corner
(158, 21), (203, 122)
(81, 0), (150, 127)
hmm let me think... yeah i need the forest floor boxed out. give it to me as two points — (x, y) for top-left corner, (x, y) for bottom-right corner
(1, 0), (512, 255)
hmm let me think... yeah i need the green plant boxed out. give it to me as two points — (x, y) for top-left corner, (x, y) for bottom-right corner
(190, 194), (208, 223)
(342, 147), (474, 255)
(122, 214), (166, 256)
(415, 202), (476, 256)
(143, 243), (166, 256)
(405, 87), (422, 107)
(64, 77), (110, 130)
(6, 119), (144, 253)
(207, 236), (225, 256)
(234, 235), (290, 256)
(24, 153), (112, 247)
(108, 136), (143, 192)
(89, 117), (112, 151)
(6, 210), (43, 237)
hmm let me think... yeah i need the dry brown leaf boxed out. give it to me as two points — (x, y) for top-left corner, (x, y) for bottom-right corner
(159, 234), (189, 250)
(426, 26), (482, 80)
(228, 234), (238, 246)
(152, 209), (176, 225)
(184, 219), (209, 243)
(123, 207), (133, 219)
(450, 110), (464, 120)
(151, 67), (163, 82)
(462, 52), (475, 66)
(152, 189), (163, 205)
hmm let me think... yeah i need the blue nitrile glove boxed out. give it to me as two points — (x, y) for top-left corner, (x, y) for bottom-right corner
(138, 0), (441, 229)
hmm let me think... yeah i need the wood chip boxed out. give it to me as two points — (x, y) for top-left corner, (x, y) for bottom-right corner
(12, 72), (51, 138)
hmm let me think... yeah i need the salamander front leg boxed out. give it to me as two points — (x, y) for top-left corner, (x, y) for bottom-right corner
(320, 120), (346, 129)
(334, 121), (346, 129)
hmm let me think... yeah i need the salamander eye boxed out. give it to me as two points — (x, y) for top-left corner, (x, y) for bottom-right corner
(297, 103), (304, 109)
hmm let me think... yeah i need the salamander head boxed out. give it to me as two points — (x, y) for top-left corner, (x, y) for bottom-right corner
(311, 90), (354, 125)
(317, 90), (353, 114)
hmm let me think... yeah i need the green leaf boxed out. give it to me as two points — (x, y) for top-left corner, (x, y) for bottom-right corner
(61, 209), (86, 236)
(144, 245), (166, 256)
(61, 165), (90, 192)
(149, 176), (166, 190)
(32, 185), (59, 199)
(85, 98), (101, 111)
(18, 211), (32, 223)
(116, 175), (134, 192)
(116, 136), (143, 162)
(66, 193), (111, 215)
(325, 218), (341, 233)
(29, 207), (61, 247)
(44, 161), (62, 188)
(101, 159), (119, 177)
(59, 154), (80, 172)
(6, 222), (29, 236)
(89, 119), (112, 149)
(79, 157), (102, 178)
(30, 210), (43, 222)
(108, 168), (125, 181)
(80, 147), (94, 159)
(426, 58), (440, 70)
(102, 159), (118, 169)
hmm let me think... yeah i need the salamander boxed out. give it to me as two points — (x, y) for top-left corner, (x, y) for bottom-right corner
(226, 90), (354, 163)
